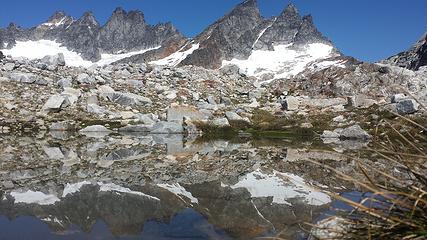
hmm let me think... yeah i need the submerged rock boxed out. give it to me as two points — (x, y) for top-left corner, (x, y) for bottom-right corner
(49, 121), (75, 131)
(79, 125), (112, 132)
(150, 121), (183, 134)
(310, 216), (349, 240)
(119, 125), (151, 133)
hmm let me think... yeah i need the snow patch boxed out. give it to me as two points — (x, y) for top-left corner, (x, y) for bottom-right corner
(40, 17), (68, 28)
(252, 18), (276, 49)
(2, 40), (92, 67)
(41, 217), (64, 226)
(63, 181), (160, 201)
(98, 183), (160, 201)
(96, 46), (161, 66)
(1, 40), (160, 67)
(158, 183), (198, 204)
(151, 43), (200, 67)
(227, 169), (330, 206)
(223, 43), (338, 80)
(9, 190), (60, 205)
(62, 181), (91, 197)
(308, 60), (347, 71)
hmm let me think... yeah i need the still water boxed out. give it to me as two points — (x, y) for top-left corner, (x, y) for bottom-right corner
(0, 131), (363, 239)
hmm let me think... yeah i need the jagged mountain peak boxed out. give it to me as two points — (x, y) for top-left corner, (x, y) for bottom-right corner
(7, 23), (21, 30)
(212, 0), (260, 25)
(77, 11), (100, 27)
(39, 11), (74, 29)
(238, 0), (258, 8)
(280, 3), (300, 18)
(99, 6), (183, 54)
(109, 7), (145, 23)
(293, 14), (331, 45)
(47, 11), (68, 21)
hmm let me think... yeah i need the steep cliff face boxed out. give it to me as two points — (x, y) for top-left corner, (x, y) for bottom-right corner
(384, 32), (427, 71)
(61, 12), (102, 61)
(179, 0), (263, 68)
(98, 7), (183, 54)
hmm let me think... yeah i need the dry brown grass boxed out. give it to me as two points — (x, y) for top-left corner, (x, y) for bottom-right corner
(309, 98), (427, 239)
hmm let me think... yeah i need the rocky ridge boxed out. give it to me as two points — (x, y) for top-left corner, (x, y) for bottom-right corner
(384, 32), (427, 70)
(0, 8), (184, 61)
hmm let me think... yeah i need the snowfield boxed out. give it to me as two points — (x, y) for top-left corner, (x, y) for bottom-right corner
(1, 40), (159, 67)
(8, 190), (60, 205)
(222, 43), (342, 80)
(226, 169), (331, 206)
(150, 43), (200, 67)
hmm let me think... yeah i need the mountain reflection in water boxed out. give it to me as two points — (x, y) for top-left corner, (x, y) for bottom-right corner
(0, 132), (361, 239)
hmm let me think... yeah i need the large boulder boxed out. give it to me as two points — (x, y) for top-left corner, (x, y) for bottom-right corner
(3, 62), (15, 71)
(76, 73), (94, 84)
(347, 94), (377, 108)
(105, 92), (152, 106)
(86, 104), (109, 116)
(42, 95), (69, 112)
(167, 105), (210, 124)
(212, 118), (230, 127)
(57, 78), (73, 89)
(339, 125), (372, 140)
(391, 93), (408, 103)
(41, 53), (65, 67)
(282, 96), (299, 111)
(225, 111), (250, 123)
(322, 125), (371, 140)
(396, 99), (419, 115)
(9, 72), (37, 84)
(61, 88), (81, 105)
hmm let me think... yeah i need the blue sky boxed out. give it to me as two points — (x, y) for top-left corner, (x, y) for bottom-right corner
(0, 0), (426, 62)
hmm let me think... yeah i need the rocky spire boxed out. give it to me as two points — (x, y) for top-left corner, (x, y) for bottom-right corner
(277, 4), (302, 27)
(76, 11), (100, 27)
(40, 11), (74, 28)
(252, 3), (303, 50)
(293, 15), (331, 45)
(180, 0), (262, 68)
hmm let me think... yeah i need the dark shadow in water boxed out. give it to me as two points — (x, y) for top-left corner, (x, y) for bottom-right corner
(0, 209), (231, 240)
